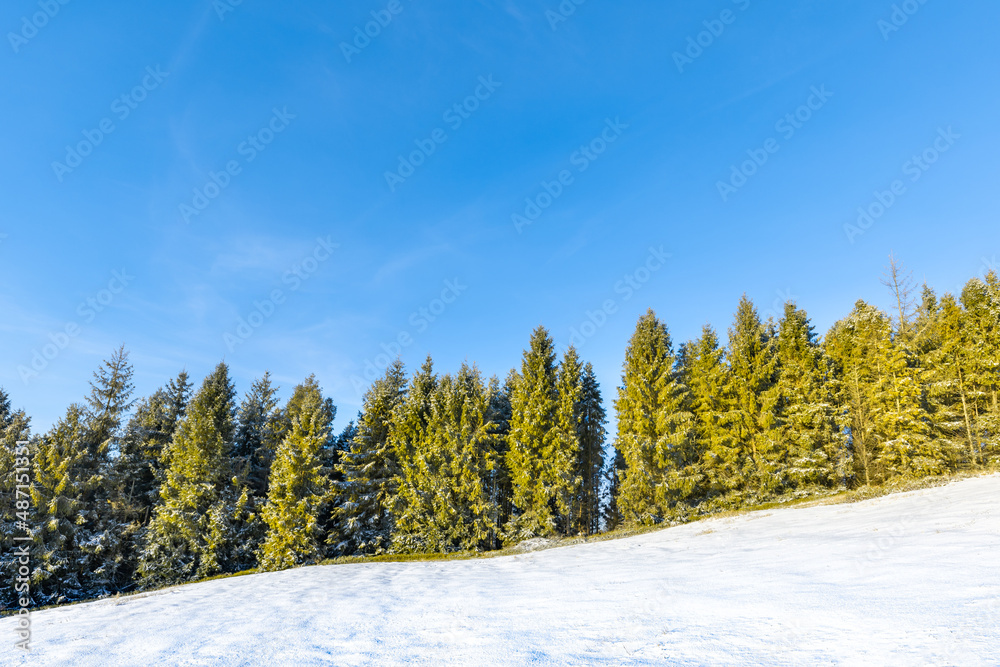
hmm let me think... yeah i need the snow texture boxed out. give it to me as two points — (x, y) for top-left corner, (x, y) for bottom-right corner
(3, 474), (998, 665)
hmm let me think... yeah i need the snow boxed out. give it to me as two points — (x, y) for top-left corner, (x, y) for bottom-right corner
(3, 474), (999, 665)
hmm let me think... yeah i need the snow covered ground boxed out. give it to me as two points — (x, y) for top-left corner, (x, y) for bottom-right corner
(3, 475), (998, 666)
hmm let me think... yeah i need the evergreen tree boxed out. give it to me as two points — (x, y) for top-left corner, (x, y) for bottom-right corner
(575, 362), (606, 535)
(681, 325), (733, 506)
(0, 389), (32, 609)
(318, 417), (358, 554)
(85, 345), (136, 454)
(333, 360), (407, 555)
(29, 348), (135, 603)
(258, 377), (334, 571)
(601, 448), (626, 531)
(553, 347), (584, 534)
(505, 327), (577, 541)
(826, 301), (935, 485)
(484, 374), (513, 549)
(722, 296), (783, 503)
(113, 370), (192, 527)
(394, 363), (499, 552)
(139, 363), (249, 586)
(234, 372), (285, 497)
(961, 273), (1000, 463)
(916, 290), (973, 469)
(775, 303), (846, 489)
(614, 310), (695, 526)
(390, 357), (439, 553)
(107, 371), (192, 593)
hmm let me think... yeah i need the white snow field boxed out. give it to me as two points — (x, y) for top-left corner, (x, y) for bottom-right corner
(3, 475), (998, 666)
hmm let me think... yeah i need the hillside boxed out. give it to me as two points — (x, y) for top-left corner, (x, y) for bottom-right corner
(3, 475), (998, 666)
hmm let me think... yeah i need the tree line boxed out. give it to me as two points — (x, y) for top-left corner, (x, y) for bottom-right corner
(1, 261), (997, 607)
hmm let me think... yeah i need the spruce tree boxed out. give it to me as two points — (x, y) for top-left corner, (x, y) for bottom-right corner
(614, 310), (695, 526)
(505, 327), (577, 541)
(484, 374), (514, 548)
(0, 389), (32, 609)
(826, 301), (935, 484)
(29, 405), (93, 603)
(234, 372), (285, 497)
(139, 363), (248, 586)
(680, 326), (733, 507)
(775, 303), (846, 489)
(723, 296), (783, 503)
(29, 348), (135, 603)
(390, 357), (440, 553)
(113, 370), (192, 527)
(394, 363), (500, 552)
(333, 360), (407, 555)
(575, 362), (606, 535)
(553, 347), (584, 534)
(916, 290), (972, 469)
(601, 448), (626, 531)
(258, 377), (334, 571)
(441, 364), (501, 551)
(961, 274), (1000, 463)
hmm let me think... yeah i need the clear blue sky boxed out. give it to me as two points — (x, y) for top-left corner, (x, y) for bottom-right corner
(2, 0), (998, 434)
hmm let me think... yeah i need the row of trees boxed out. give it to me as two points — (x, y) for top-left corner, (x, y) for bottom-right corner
(1, 263), (997, 607)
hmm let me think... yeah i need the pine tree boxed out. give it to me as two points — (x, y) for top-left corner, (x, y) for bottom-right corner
(113, 370), (192, 527)
(505, 327), (578, 541)
(333, 360), (407, 555)
(722, 296), (784, 503)
(258, 377), (334, 571)
(553, 347), (583, 534)
(29, 348), (136, 603)
(234, 372), (285, 497)
(916, 290), (972, 469)
(682, 325), (734, 507)
(614, 310), (695, 526)
(0, 389), (32, 609)
(775, 303), (847, 489)
(107, 371), (192, 593)
(394, 363), (500, 552)
(139, 363), (248, 586)
(318, 418), (358, 554)
(601, 448), (626, 531)
(484, 374), (513, 548)
(826, 301), (935, 485)
(575, 362), (606, 535)
(29, 404), (93, 603)
(390, 357), (440, 553)
(961, 273), (1000, 463)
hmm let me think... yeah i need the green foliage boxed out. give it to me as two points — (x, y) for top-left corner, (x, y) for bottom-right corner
(9, 259), (998, 606)
(234, 372), (285, 497)
(0, 389), (32, 609)
(29, 348), (136, 604)
(775, 303), (847, 489)
(575, 362), (606, 534)
(393, 362), (501, 553)
(258, 376), (334, 571)
(826, 301), (935, 485)
(505, 327), (578, 541)
(333, 360), (407, 555)
(681, 324), (733, 505)
(614, 310), (695, 525)
(139, 363), (245, 587)
(720, 296), (783, 502)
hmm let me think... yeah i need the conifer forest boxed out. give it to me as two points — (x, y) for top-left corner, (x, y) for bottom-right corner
(3, 262), (997, 608)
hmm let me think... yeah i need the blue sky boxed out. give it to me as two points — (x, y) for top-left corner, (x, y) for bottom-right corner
(2, 0), (998, 434)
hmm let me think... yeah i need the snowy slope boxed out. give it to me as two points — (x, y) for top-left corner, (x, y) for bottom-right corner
(3, 475), (998, 666)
